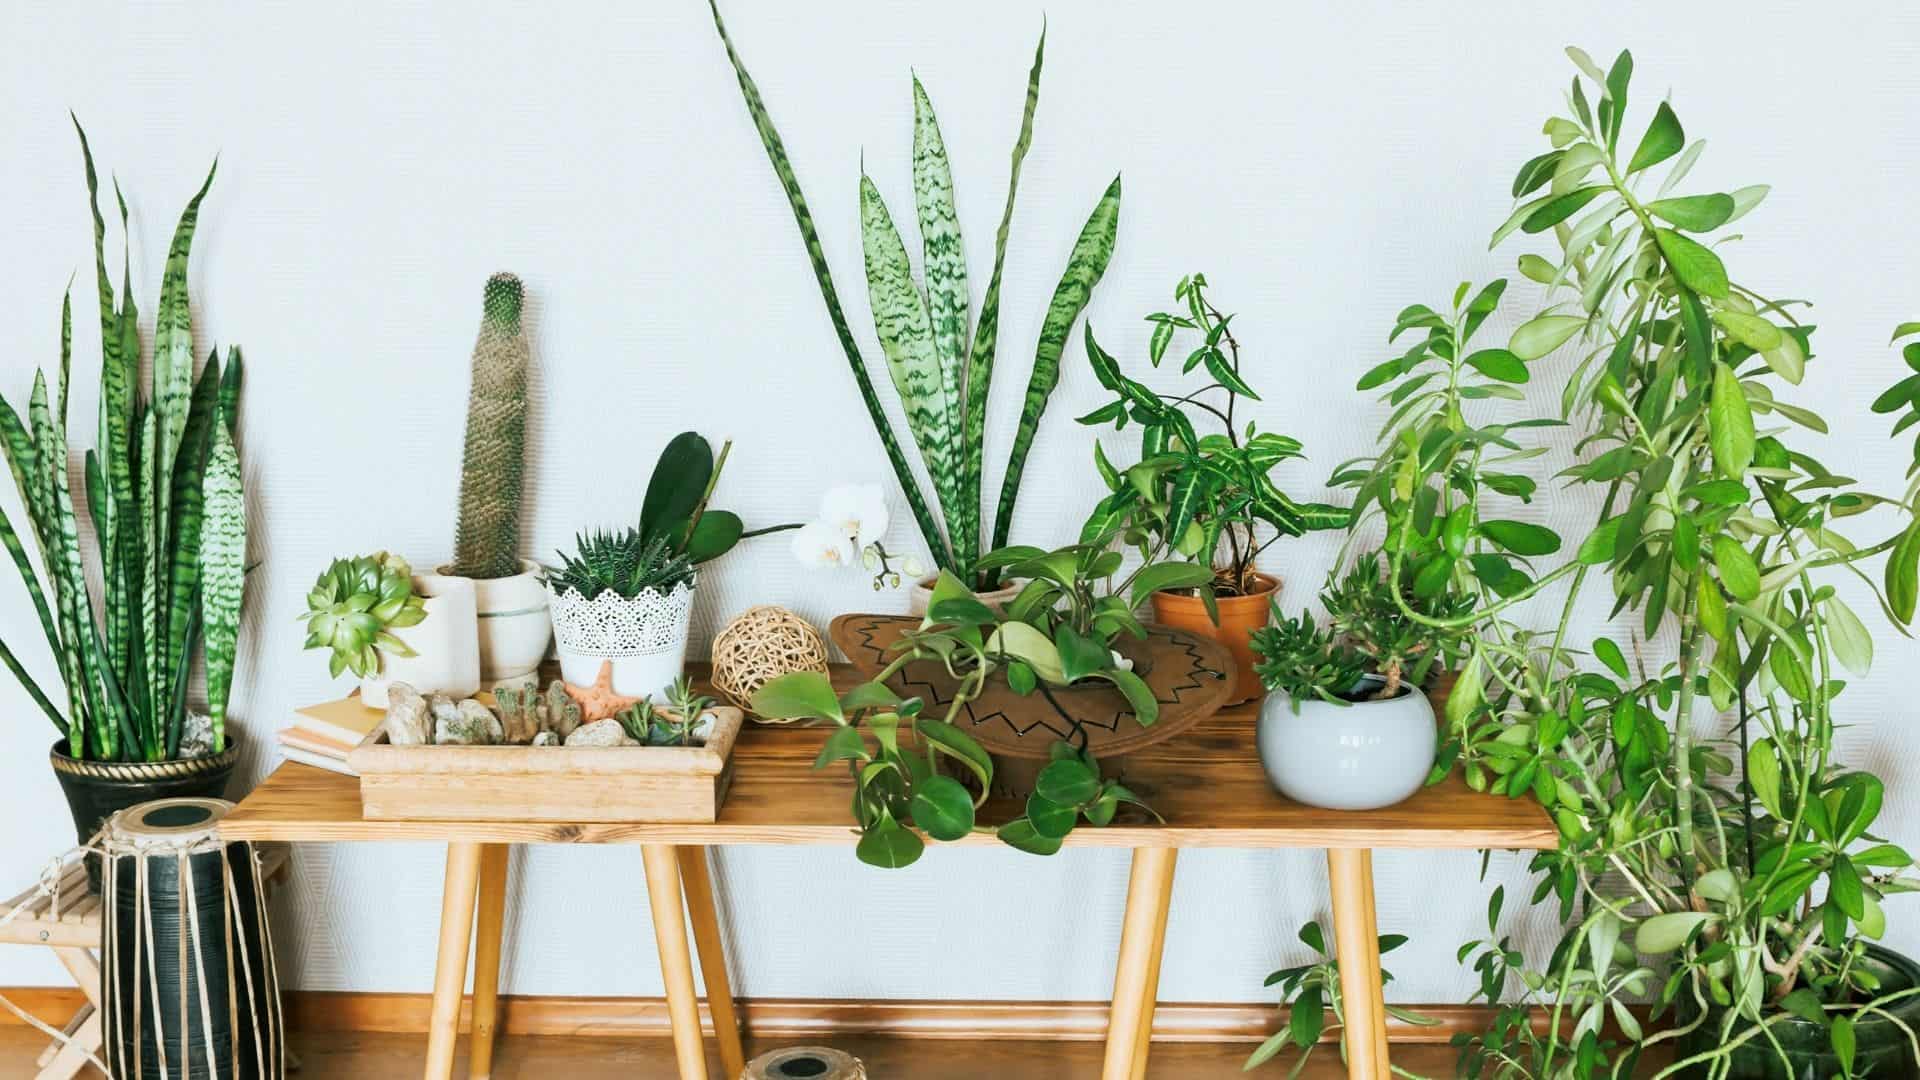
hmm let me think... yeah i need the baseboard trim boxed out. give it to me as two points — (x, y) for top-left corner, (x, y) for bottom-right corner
(3, 987), (1488, 1044)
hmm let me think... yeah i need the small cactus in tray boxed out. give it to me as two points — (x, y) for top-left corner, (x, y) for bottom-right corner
(493, 679), (582, 744)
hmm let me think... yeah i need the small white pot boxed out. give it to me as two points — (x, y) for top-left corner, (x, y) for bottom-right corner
(360, 572), (482, 709)
(906, 575), (1024, 617)
(440, 559), (551, 689)
(1257, 676), (1436, 811)
(547, 579), (695, 701)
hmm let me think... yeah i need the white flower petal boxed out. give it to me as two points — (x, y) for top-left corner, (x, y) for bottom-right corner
(821, 483), (891, 548)
(791, 521), (854, 569)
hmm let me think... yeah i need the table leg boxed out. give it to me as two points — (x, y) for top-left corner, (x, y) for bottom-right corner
(1101, 847), (1178, 1080)
(469, 844), (512, 1080)
(425, 842), (485, 1080)
(641, 844), (709, 1080)
(1327, 848), (1390, 1080)
(678, 846), (745, 1079)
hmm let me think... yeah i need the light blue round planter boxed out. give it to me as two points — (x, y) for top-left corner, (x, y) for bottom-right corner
(1256, 677), (1437, 811)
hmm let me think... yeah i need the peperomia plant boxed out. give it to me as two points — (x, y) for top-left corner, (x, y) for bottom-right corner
(1340, 47), (1920, 1078)
(1246, 921), (1433, 1075)
(1081, 274), (1349, 598)
(710, 2), (1121, 590)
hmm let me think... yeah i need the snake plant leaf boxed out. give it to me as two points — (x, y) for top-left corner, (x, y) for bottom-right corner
(912, 78), (972, 558)
(862, 173), (965, 540)
(706, 0), (950, 572)
(0, 630), (65, 734)
(28, 375), (96, 735)
(200, 409), (246, 755)
(220, 347), (244, 437)
(137, 407), (161, 736)
(164, 355), (221, 691)
(991, 174), (1122, 553)
(960, 27), (1044, 574)
(152, 158), (217, 507)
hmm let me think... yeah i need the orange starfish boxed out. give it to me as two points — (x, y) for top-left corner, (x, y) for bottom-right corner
(562, 660), (644, 722)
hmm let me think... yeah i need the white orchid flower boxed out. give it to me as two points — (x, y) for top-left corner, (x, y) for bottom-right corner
(819, 483), (890, 548)
(791, 521), (855, 568)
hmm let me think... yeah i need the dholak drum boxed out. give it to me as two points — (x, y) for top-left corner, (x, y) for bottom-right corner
(744, 1046), (867, 1079)
(101, 797), (285, 1079)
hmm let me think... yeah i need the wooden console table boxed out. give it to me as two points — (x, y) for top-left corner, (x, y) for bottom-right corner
(219, 680), (1554, 1080)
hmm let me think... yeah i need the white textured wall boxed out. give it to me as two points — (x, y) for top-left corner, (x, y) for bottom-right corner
(1, 1), (1917, 1005)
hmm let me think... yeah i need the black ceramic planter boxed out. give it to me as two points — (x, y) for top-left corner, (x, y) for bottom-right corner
(50, 736), (241, 892)
(1675, 943), (1920, 1078)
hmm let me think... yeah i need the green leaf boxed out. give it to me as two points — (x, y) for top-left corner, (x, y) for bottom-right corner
(1464, 348), (1529, 384)
(1712, 535), (1761, 602)
(1035, 758), (1100, 806)
(911, 76), (973, 561)
(1747, 738), (1783, 817)
(751, 671), (844, 723)
(1646, 193), (1733, 232)
(1446, 651), (1484, 730)
(1709, 363), (1755, 479)
(992, 175), (1122, 557)
(640, 431), (714, 542)
(1655, 230), (1730, 298)
(1510, 315), (1585, 361)
(985, 620), (1067, 684)
(856, 814), (925, 869)
(1026, 793), (1079, 839)
(1712, 310), (1783, 352)
(1479, 520), (1561, 557)
(1886, 524), (1919, 624)
(997, 817), (1065, 856)
(1593, 637), (1628, 679)
(1128, 561), (1212, 610)
(1824, 595), (1873, 677)
(1053, 623), (1110, 684)
(1635, 911), (1712, 953)
(909, 774), (976, 842)
(1289, 984), (1326, 1047)
(1832, 1015), (1856, 1075)
(199, 416), (247, 754)
(1627, 101), (1684, 173)
(1522, 186), (1607, 234)
(1830, 856), (1866, 920)
(683, 509), (744, 563)
(917, 717), (995, 793)
(814, 724), (869, 768)
(1104, 668), (1160, 727)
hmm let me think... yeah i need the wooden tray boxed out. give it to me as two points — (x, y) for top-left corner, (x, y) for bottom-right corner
(347, 707), (744, 823)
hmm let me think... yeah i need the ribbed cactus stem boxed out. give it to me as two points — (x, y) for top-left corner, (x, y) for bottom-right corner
(451, 272), (530, 579)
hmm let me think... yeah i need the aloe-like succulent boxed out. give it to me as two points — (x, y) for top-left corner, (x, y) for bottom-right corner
(300, 552), (428, 678)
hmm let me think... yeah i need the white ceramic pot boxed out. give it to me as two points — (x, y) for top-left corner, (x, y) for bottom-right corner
(360, 572), (482, 709)
(1256, 676), (1436, 811)
(547, 579), (695, 701)
(440, 559), (550, 689)
(906, 575), (1024, 617)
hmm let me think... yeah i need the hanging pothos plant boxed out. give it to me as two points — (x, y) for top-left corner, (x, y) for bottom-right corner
(708, 2), (1122, 590)
(1333, 47), (1920, 1078)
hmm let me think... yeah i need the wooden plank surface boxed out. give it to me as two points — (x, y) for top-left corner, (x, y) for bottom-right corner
(222, 670), (1555, 851)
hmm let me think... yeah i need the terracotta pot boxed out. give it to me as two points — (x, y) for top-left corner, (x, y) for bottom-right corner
(1149, 572), (1277, 705)
(905, 575), (1024, 618)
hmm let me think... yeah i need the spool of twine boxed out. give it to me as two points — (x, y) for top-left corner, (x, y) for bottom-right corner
(744, 1045), (867, 1079)
(710, 605), (831, 720)
(102, 797), (286, 1079)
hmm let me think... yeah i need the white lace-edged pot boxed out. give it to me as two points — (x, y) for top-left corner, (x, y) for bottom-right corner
(361, 572), (482, 709)
(440, 559), (551, 689)
(546, 579), (696, 700)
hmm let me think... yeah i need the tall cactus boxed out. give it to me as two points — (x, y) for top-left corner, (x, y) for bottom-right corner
(450, 273), (530, 579)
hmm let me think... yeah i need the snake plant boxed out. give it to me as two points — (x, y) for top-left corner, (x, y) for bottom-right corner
(0, 120), (248, 762)
(709, 3), (1122, 588)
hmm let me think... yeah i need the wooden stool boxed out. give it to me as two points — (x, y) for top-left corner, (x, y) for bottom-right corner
(0, 846), (289, 1079)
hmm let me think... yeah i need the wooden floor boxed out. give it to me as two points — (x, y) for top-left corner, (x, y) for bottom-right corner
(0, 1027), (1463, 1078)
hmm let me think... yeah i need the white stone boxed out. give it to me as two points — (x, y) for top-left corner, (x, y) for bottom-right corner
(564, 718), (639, 748)
(384, 683), (432, 746)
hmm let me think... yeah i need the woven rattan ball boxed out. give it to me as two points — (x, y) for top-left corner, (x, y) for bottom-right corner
(710, 605), (830, 720)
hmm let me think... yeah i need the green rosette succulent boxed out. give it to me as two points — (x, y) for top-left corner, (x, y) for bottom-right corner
(300, 552), (428, 678)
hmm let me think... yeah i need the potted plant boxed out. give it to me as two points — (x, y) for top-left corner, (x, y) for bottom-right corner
(1079, 273), (1349, 702)
(0, 124), (249, 886)
(1341, 49), (1920, 1078)
(710, 4), (1121, 604)
(544, 432), (792, 698)
(1247, 552), (1466, 811)
(440, 272), (550, 690)
(299, 552), (479, 708)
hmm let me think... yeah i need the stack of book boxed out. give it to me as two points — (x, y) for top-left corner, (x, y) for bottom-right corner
(278, 695), (385, 775)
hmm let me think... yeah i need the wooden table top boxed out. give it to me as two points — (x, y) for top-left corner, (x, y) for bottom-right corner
(221, 679), (1556, 852)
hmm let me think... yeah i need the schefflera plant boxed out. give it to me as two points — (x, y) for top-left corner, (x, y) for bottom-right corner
(1350, 49), (1920, 1077)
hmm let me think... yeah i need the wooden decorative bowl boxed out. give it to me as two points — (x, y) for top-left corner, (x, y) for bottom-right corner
(829, 614), (1236, 792)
